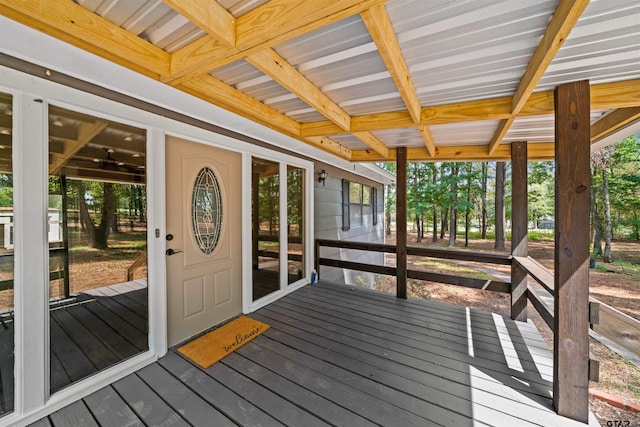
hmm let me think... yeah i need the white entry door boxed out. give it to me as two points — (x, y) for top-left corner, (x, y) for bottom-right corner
(166, 136), (242, 347)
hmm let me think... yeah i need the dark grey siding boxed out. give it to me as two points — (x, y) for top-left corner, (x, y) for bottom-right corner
(314, 165), (385, 288)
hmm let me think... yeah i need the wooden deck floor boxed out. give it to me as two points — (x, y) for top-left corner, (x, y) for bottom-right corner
(31, 282), (597, 426)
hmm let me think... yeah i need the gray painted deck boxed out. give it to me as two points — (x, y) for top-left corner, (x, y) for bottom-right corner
(33, 282), (597, 426)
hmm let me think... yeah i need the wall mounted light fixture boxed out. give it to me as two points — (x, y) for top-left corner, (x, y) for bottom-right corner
(318, 169), (328, 186)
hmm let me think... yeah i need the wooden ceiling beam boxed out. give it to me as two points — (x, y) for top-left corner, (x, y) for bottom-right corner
(488, 0), (589, 155)
(418, 125), (436, 157)
(361, 4), (421, 124)
(304, 136), (353, 160)
(0, 0), (170, 79)
(177, 74), (300, 138)
(246, 48), (351, 131)
(352, 131), (390, 158)
(351, 142), (555, 163)
(299, 80), (640, 136)
(163, 0), (236, 48)
(512, 0), (590, 113)
(590, 107), (640, 143)
(167, 0), (387, 84)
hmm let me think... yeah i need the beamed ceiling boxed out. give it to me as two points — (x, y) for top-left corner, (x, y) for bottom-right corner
(1, 0), (639, 163)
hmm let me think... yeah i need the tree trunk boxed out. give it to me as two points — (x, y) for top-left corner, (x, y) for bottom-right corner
(465, 210), (470, 247)
(77, 181), (96, 247)
(415, 214), (422, 243)
(432, 206), (438, 242)
(449, 164), (459, 247)
(440, 207), (448, 239)
(495, 162), (506, 250)
(602, 165), (613, 262)
(420, 216), (425, 241)
(386, 210), (391, 236)
(465, 163), (472, 247)
(591, 169), (603, 256)
(77, 181), (114, 249)
(481, 162), (488, 239)
(136, 185), (145, 222)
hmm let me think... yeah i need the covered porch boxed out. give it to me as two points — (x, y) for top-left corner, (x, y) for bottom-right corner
(31, 282), (596, 427)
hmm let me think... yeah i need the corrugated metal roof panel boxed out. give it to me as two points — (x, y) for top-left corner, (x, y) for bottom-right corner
(218, 0), (269, 16)
(505, 111), (608, 143)
(372, 128), (424, 149)
(430, 120), (501, 146)
(537, 0), (640, 91)
(387, 0), (559, 106)
(76, 0), (205, 52)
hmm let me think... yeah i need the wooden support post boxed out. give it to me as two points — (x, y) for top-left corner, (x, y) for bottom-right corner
(511, 141), (528, 321)
(553, 80), (591, 423)
(396, 147), (407, 299)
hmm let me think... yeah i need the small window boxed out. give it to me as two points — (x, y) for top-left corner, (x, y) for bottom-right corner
(342, 180), (373, 230)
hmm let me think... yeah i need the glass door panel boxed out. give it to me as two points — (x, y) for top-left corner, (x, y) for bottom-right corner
(252, 158), (280, 301)
(0, 92), (14, 417)
(48, 105), (148, 394)
(287, 166), (305, 285)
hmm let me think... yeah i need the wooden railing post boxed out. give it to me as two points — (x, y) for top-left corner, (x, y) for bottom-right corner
(315, 239), (320, 281)
(511, 141), (528, 321)
(553, 80), (590, 423)
(396, 147), (407, 299)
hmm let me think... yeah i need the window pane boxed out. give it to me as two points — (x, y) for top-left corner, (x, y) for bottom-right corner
(0, 92), (14, 418)
(48, 106), (148, 394)
(350, 204), (363, 227)
(252, 158), (280, 301)
(287, 166), (304, 285)
(362, 185), (371, 204)
(349, 182), (361, 204)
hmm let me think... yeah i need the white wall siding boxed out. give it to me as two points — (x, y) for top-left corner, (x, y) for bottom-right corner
(314, 165), (386, 288)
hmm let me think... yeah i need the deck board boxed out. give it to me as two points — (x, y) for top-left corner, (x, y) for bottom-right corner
(136, 362), (236, 427)
(82, 386), (143, 427)
(222, 352), (375, 427)
(48, 400), (98, 427)
(29, 282), (597, 427)
(159, 352), (285, 427)
(205, 356), (331, 427)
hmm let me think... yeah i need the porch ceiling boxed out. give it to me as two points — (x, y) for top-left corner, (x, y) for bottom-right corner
(1, 0), (638, 163)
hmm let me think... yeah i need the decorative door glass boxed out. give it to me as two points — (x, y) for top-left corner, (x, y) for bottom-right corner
(191, 167), (223, 254)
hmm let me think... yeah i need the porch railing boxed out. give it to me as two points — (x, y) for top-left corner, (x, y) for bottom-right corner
(315, 238), (511, 293)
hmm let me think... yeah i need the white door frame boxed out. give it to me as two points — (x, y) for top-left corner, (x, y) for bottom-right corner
(0, 64), (314, 426)
(241, 152), (314, 314)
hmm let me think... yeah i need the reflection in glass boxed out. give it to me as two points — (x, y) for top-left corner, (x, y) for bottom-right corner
(0, 92), (14, 417)
(252, 158), (280, 301)
(287, 166), (304, 285)
(48, 105), (148, 394)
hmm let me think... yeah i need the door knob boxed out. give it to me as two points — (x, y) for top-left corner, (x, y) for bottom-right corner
(166, 248), (183, 256)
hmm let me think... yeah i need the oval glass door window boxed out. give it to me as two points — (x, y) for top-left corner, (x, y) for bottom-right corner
(192, 167), (223, 254)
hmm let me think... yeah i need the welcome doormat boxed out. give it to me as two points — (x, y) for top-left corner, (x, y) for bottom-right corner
(177, 315), (270, 369)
